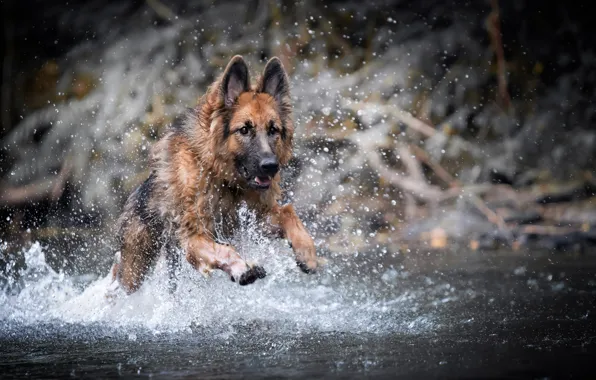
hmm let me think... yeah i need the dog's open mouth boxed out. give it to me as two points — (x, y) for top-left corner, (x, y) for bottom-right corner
(237, 164), (272, 190)
(254, 176), (271, 189)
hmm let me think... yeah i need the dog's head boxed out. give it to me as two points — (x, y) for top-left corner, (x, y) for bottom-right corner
(206, 56), (294, 191)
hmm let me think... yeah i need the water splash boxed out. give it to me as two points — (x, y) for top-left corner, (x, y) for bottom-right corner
(0, 212), (440, 336)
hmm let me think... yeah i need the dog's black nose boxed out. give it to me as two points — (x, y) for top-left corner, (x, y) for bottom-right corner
(260, 157), (279, 175)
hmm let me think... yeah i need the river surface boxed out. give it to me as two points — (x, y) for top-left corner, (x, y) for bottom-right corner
(1, 237), (595, 379)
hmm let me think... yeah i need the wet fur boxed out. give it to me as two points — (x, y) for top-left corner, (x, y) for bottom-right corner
(114, 56), (318, 293)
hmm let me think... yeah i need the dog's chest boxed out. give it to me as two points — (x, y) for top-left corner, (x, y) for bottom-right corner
(201, 190), (270, 241)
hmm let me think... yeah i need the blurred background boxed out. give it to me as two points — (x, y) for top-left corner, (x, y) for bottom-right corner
(1, 0), (595, 271)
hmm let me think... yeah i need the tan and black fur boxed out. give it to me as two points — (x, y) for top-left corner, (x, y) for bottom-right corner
(113, 56), (319, 293)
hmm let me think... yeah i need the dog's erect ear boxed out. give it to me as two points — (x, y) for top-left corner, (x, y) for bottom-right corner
(258, 57), (290, 104)
(221, 55), (250, 107)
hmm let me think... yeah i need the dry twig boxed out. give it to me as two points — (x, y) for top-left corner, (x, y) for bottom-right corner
(146, 0), (177, 21)
(519, 225), (577, 236)
(409, 144), (459, 187)
(0, 158), (72, 206)
(367, 150), (443, 201)
(410, 142), (511, 236)
(487, 0), (511, 111)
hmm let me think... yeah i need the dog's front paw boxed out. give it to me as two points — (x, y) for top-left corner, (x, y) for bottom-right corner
(232, 265), (267, 285)
(293, 242), (319, 274)
(297, 258), (318, 274)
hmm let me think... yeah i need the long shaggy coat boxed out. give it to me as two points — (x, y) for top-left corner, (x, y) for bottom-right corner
(114, 56), (319, 293)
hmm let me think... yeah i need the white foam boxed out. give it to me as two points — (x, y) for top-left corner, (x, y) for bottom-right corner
(0, 209), (437, 335)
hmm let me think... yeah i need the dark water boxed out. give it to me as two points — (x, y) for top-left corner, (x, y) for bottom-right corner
(1, 242), (596, 379)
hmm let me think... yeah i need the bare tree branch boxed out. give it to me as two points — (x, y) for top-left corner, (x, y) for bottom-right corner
(487, 0), (511, 111)
(368, 150), (443, 201)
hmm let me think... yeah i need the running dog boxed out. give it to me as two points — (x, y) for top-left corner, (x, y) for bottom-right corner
(113, 55), (319, 293)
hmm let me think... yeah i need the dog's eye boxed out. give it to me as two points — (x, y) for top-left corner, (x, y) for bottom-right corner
(268, 122), (278, 136)
(239, 126), (250, 135)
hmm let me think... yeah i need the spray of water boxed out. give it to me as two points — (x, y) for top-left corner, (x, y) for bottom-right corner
(0, 205), (440, 337)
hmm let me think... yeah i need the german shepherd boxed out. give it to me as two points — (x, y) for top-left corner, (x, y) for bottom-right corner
(113, 56), (319, 293)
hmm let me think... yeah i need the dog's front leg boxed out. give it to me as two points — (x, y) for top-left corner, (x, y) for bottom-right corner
(271, 204), (319, 273)
(183, 235), (266, 285)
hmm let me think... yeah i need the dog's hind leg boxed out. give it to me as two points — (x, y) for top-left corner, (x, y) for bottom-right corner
(118, 217), (160, 294)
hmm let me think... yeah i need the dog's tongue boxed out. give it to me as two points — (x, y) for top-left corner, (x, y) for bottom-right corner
(255, 176), (271, 186)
